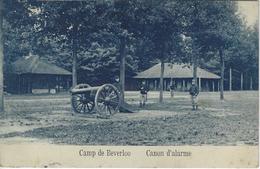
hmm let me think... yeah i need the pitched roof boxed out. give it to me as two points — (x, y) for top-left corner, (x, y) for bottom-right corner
(12, 55), (72, 75)
(134, 63), (220, 79)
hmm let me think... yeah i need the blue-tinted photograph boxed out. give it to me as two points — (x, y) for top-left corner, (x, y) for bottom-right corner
(0, 0), (258, 148)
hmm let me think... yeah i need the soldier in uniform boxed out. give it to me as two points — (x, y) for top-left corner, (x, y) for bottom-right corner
(113, 76), (121, 94)
(112, 76), (135, 113)
(189, 79), (199, 110)
(169, 80), (176, 98)
(139, 80), (149, 107)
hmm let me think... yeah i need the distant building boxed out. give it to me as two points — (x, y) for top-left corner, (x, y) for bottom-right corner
(129, 63), (220, 91)
(6, 55), (72, 94)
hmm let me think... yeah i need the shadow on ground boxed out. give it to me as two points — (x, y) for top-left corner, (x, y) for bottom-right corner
(0, 91), (258, 145)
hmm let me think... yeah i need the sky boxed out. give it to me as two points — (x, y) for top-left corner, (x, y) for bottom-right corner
(237, 1), (258, 27)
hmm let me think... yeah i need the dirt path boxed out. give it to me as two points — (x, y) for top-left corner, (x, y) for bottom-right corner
(0, 91), (258, 145)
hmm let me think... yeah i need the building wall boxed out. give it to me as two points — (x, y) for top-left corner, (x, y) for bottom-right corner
(5, 73), (72, 94)
(126, 78), (220, 92)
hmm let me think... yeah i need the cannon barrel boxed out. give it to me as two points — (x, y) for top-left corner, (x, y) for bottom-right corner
(70, 86), (101, 94)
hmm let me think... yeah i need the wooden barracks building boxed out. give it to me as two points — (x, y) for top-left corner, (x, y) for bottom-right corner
(6, 55), (72, 94)
(129, 63), (220, 91)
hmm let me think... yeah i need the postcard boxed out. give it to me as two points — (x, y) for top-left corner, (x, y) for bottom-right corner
(0, 0), (258, 167)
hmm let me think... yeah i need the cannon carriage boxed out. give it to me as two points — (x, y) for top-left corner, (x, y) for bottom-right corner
(70, 84), (121, 117)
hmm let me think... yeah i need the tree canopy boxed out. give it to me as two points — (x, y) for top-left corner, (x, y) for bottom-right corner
(2, 0), (258, 90)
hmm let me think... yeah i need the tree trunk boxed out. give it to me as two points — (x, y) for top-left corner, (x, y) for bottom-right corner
(119, 37), (126, 102)
(219, 49), (224, 100)
(182, 79), (185, 91)
(159, 59), (164, 103)
(0, 0), (4, 112)
(250, 76), (253, 90)
(240, 72), (243, 90)
(192, 57), (198, 84)
(198, 78), (201, 91)
(229, 67), (232, 91)
(212, 80), (215, 92)
(217, 81), (220, 91)
(72, 38), (77, 87)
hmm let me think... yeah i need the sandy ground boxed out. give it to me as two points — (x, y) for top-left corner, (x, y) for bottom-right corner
(0, 91), (258, 145)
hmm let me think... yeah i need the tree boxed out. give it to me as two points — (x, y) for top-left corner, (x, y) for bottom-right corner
(36, 1), (101, 87)
(227, 23), (258, 90)
(0, 0), (4, 112)
(201, 1), (241, 100)
(180, 1), (242, 99)
(3, 1), (57, 76)
(247, 24), (259, 90)
(178, 1), (208, 87)
(102, 0), (139, 102)
(138, 0), (181, 103)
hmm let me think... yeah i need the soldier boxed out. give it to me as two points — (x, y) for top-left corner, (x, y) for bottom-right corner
(169, 80), (176, 98)
(189, 79), (199, 110)
(139, 80), (149, 107)
(113, 75), (121, 94)
(112, 76), (135, 113)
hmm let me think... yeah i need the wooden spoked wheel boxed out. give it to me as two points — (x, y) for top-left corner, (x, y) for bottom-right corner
(95, 84), (120, 117)
(71, 84), (95, 114)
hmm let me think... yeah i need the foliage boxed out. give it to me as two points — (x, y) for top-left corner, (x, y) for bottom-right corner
(2, 0), (258, 88)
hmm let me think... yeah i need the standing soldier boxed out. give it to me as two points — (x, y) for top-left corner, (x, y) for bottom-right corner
(169, 80), (176, 98)
(139, 80), (149, 107)
(189, 79), (199, 110)
(113, 75), (135, 113)
(113, 75), (121, 93)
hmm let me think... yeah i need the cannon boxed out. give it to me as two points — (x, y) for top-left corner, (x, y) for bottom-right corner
(70, 84), (121, 117)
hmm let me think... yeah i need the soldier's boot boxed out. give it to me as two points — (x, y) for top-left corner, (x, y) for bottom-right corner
(196, 105), (198, 110)
(143, 102), (145, 107)
(192, 105), (195, 110)
(139, 102), (142, 108)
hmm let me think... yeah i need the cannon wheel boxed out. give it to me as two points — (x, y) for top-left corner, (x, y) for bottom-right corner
(95, 84), (120, 117)
(71, 84), (95, 114)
